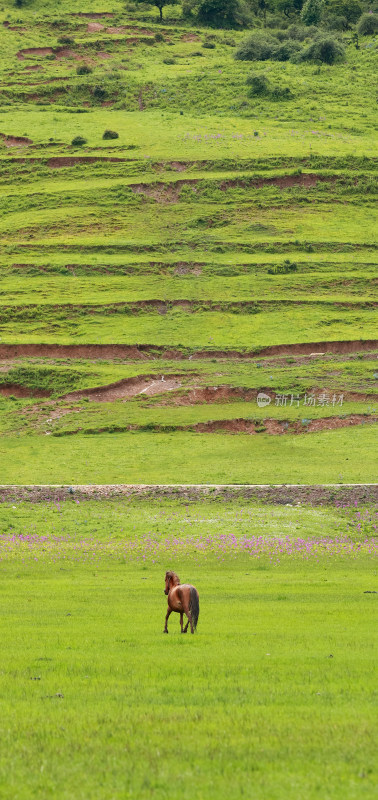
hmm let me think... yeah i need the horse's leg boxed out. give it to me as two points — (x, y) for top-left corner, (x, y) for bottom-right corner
(163, 607), (172, 633)
(180, 612), (186, 633)
(182, 594), (194, 634)
(183, 620), (189, 633)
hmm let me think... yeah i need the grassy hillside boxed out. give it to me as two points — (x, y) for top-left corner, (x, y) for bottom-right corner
(0, 0), (376, 483)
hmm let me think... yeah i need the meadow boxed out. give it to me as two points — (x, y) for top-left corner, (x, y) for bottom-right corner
(0, 497), (376, 799)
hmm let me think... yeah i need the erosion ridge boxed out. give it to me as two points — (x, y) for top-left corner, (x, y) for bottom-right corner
(0, 339), (376, 361)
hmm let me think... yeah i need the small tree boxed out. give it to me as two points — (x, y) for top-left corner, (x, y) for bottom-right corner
(134, 0), (179, 21)
(301, 0), (323, 25)
(196, 0), (251, 27)
(326, 0), (362, 24)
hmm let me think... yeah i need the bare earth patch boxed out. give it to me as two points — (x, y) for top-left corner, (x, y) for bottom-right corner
(17, 48), (53, 59)
(87, 22), (105, 32)
(64, 373), (193, 402)
(0, 133), (33, 146)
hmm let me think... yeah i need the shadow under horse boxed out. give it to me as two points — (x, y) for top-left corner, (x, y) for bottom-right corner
(163, 570), (199, 634)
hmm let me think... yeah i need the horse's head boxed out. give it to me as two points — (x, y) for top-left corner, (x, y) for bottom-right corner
(164, 570), (180, 595)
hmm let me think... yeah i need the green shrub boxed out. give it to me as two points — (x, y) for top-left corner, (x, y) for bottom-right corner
(103, 130), (119, 140)
(274, 40), (301, 60)
(202, 41), (216, 48)
(286, 23), (319, 40)
(235, 32), (301, 62)
(357, 12), (378, 34)
(76, 64), (92, 76)
(268, 260), (298, 274)
(271, 85), (294, 99)
(234, 32), (279, 60)
(298, 33), (345, 63)
(246, 71), (294, 100)
(163, 57), (176, 64)
(58, 36), (75, 45)
(246, 72), (270, 95)
(154, 32), (165, 41)
(71, 136), (87, 146)
(93, 86), (107, 100)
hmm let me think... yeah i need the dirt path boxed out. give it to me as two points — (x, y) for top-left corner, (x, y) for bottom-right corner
(64, 373), (192, 402)
(0, 484), (376, 505)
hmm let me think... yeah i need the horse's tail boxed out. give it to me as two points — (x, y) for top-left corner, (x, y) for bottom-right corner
(190, 586), (199, 631)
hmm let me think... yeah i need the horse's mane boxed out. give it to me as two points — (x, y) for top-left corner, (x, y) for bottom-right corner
(166, 570), (180, 584)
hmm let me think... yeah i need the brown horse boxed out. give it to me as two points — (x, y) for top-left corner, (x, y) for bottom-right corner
(163, 571), (199, 634)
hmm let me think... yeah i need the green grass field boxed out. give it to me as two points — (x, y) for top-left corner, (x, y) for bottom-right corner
(0, 498), (377, 799)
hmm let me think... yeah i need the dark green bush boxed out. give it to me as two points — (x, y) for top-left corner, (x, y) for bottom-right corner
(154, 32), (164, 41)
(273, 40), (301, 60)
(270, 85), (294, 99)
(93, 86), (107, 100)
(202, 41), (216, 48)
(268, 260), (298, 274)
(246, 72), (270, 95)
(71, 136), (87, 146)
(163, 57), (176, 64)
(76, 64), (92, 75)
(58, 36), (75, 45)
(103, 130), (119, 140)
(235, 32), (301, 62)
(286, 23), (319, 40)
(234, 32), (279, 60)
(298, 34), (346, 63)
(357, 12), (378, 34)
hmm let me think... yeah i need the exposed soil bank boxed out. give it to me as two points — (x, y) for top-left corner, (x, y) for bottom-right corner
(129, 173), (337, 202)
(0, 484), (376, 505)
(150, 386), (378, 407)
(0, 340), (376, 361)
(51, 414), (377, 436)
(0, 384), (50, 398)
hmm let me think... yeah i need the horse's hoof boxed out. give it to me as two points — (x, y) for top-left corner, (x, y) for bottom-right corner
(163, 630), (168, 634)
